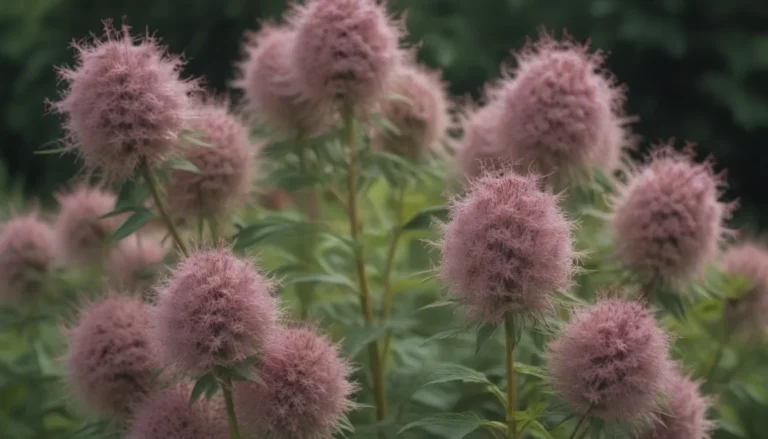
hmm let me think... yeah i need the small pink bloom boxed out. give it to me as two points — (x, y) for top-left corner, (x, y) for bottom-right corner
(54, 185), (120, 265)
(0, 213), (55, 303)
(641, 371), (713, 439)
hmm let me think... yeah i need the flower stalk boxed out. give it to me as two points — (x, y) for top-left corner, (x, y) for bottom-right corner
(139, 160), (189, 257)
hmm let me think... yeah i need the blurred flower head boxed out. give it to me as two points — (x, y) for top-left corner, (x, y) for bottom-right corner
(611, 143), (729, 285)
(548, 298), (671, 421)
(65, 295), (156, 416)
(289, 0), (402, 110)
(439, 171), (574, 324)
(721, 242), (768, 336)
(641, 371), (713, 439)
(108, 234), (166, 295)
(152, 249), (278, 377)
(235, 326), (355, 439)
(0, 213), (55, 303)
(166, 100), (255, 218)
(234, 24), (329, 137)
(456, 100), (504, 180)
(54, 185), (120, 265)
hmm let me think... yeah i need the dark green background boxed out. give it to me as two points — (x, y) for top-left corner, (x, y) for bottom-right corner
(2, 0), (768, 225)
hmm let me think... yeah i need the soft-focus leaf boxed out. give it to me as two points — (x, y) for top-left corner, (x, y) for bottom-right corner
(401, 205), (448, 231)
(397, 412), (485, 438)
(475, 322), (496, 355)
(189, 373), (216, 406)
(109, 208), (155, 243)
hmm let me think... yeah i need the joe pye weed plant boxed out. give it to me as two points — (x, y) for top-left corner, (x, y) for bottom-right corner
(0, 0), (765, 438)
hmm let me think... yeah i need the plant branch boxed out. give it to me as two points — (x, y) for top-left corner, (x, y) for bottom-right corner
(380, 183), (407, 363)
(140, 160), (190, 257)
(505, 313), (517, 439)
(219, 374), (241, 439)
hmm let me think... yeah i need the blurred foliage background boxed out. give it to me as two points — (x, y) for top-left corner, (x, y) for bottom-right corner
(2, 0), (768, 227)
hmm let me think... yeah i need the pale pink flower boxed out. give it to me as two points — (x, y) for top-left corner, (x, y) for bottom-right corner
(0, 213), (55, 303)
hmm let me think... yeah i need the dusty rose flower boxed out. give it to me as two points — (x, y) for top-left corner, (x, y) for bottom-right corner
(51, 20), (195, 180)
(439, 171), (574, 324)
(373, 63), (449, 160)
(128, 385), (228, 439)
(234, 24), (328, 137)
(548, 298), (671, 421)
(235, 326), (355, 439)
(166, 101), (255, 218)
(0, 213), (55, 303)
(641, 371), (713, 439)
(152, 249), (278, 377)
(721, 242), (768, 335)
(65, 295), (156, 416)
(611, 144), (729, 285)
(494, 32), (629, 182)
(456, 100), (505, 180)
(289, 0), (402, 109)
(54, 185), (120, 265)
(108, 235), (166, 295)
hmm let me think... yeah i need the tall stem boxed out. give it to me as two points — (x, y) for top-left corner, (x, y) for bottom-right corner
(342, 104), (387, 427)
(504, 313), (517, 439)
(220, 375), (241, 439)
(207, 215), (221, 244)
(296, 144), (318, 319)
(380, 183), (407, 364)
(139, 161), (190, 257)
(568, 407), (592, 439)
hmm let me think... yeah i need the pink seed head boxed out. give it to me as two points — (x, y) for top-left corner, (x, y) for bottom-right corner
(495, 31), (629, 182)
(234, 24), (329, 137)
(641, 371), (713, 439)
(152, 249), (279, 377)
(65, 295), (156, 416)
(108, 235), (167, 295)
(721, 242), (768, 335)
(51, 20), (196, 180)
(289, 0), (402, 109)
(548, 298), (671, 421)
(611, 143), (728, 285)
(128, 384), (228, 439)
(235, 326), (355, 439)
(439, 171), (574, 325)
(166, 100), (255, 218)
(373, 63), (449, 160)
(0, 213), (55, 303)
(54, 185), (120, 265)
(456, 100), (505, 180)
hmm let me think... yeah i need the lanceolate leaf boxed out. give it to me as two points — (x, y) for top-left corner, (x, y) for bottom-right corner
(189, 373), (216, 406)
(109, 208), (155, 243)
(397, 412), (502, 439)
(421, 363), (506, 406)
(401, 205), (448, 231)
(476, 322), (497, 355)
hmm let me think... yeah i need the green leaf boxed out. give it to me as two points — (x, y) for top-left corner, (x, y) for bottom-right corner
(397, 412), (486, 438)
(180, 129), (215, 148)
(371, 113), (402, 136)
(401, 205), (448, 231)
(420, 327), (467, 346)
(167, 157), (201, 173)
(422, 363), (494, 388)
(110, 208), (155, 243)
(33, 147), (68, 155)
(282, 273), (357, 292)
(417, 299), (456, 312)
(100, 182), (149, 218)
(475, 322), (497, 355)
(513, 363), (548, 380)
(189, 373), (216, 406)
(343, 318), (416, 358)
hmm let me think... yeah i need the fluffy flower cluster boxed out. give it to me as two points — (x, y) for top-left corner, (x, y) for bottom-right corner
(721, 242), (768, 335)
(128, 385), (228, 439)
(234, 24), (327, 137)
(439, 171), (574, 324)
(456, 102), (505, 180)
(108, 235), (166, 295)
(236, 327), (355, 439)
(0, 214), (55, 303)
(54, 185), (120, 265)
(65, 295), (156, 416)
(152, 249), (278, 377)
(641, 372), (712, 439)
(290, 0), (401, 109)
(548, 298), (670, 421)
(373, 63), (449, 160)
(611, 144), (728, 285)
(166, 101), (254, 218)
(52, 21), (195, 180)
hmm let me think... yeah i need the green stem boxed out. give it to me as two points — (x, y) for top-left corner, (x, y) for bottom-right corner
(568, 408), (592, 439)
(296, 144), (317, 319)
(380, 183), (406, 365)
(139, 160), (190, 257)
(504, 313), (517, 439)
(220, 375), (241, 439)
(343, 104), (387, 428)
(207, 214), (221, 244)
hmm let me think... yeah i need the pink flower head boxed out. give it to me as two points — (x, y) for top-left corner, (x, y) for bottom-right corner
(51, 20), (195, 180)
(235, 326), (355, 439)
(439, 171), (574, 325)
(373, 63), (449, 160)
(166, 100), (255, 218)
(495, 31), (629, 182)
(611, 143), (729, 285)
(108, 235), (167, 295)
(0, 213), (55, 303)
(152, 249), (278, 377)
(234, 24), (328, 137)
(54, 185), (120, 265)
(65, 295), (156, 416)
(721, 242), (768, 335)
(456, 100), (505, 180)
(641, 372), (713, 439)
(127, 384), (228, 439)
(289, 0), (402, 109)
(548, 298), (671, 421)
